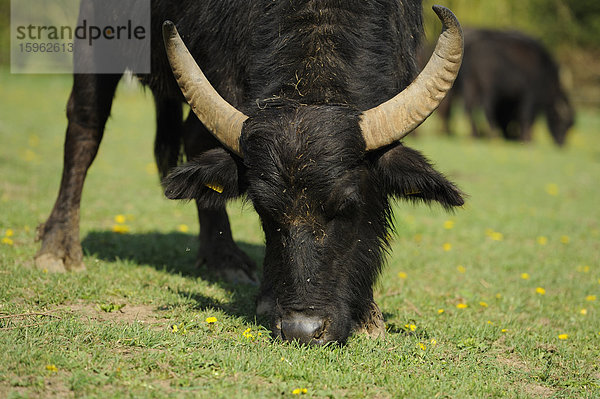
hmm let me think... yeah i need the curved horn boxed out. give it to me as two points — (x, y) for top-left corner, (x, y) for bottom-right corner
(360, 6), (463, 151)
(162, 21), (247, 156)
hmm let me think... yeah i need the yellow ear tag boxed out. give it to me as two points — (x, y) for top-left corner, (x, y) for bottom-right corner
(205, 183), (224, 194)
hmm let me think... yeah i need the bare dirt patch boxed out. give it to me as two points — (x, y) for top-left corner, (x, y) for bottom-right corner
(494, 350), (558, 399)
(496, 354), (530, 372)
(523, 382), (557, 399)
(58, 302), (169, 330)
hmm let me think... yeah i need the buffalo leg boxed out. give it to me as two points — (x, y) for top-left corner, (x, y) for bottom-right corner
(463, 102), (482, 139)
(153, 96), (183, 179)
(436, 92), (453, 135)
(463, 84), (484, 138)
(517, 100), (536, 142)
(35, 74), (121, 272)
(182, 113), (258, 284)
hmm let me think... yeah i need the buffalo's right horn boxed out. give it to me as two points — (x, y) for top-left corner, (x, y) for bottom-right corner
(162, 21), (247, 156)
(359, 5), (463, 151)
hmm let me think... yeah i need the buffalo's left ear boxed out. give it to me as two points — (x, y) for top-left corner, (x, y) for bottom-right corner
(162, 148), (244, 209)
(373, 143), (465, 209)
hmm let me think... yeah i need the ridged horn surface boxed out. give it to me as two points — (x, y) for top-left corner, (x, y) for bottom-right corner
(163, 20), (246, 156)
(360, 6), (463, 151)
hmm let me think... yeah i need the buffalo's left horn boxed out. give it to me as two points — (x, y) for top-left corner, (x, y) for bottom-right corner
(162, 21), (247, 156)
(359, 5), (463, 151)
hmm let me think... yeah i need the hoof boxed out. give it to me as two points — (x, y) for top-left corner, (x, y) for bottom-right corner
(34, 253), (86, 273)
(196, 241), (259, 285)
(195, 257), (259, 286)
(217, 265), (259, 286)
(354, 301), (385, 339)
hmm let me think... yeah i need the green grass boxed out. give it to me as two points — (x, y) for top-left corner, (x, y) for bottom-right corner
(1, 69), (599, 398)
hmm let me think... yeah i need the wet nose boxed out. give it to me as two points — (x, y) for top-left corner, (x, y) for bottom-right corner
(280, 313), (326, 345)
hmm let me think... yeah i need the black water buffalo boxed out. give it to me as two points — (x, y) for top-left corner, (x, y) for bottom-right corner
(435, 28), (574, 145)
(36, 0), (464, 345)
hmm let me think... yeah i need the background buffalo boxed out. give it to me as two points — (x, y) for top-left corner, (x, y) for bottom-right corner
(426, 28), (575, 146)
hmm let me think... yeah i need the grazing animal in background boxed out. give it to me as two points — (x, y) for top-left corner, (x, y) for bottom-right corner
(433, 28), (574, 145)
(36, 0), (464, 345)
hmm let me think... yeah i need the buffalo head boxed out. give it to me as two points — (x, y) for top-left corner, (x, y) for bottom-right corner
(162, 6), (464, 344)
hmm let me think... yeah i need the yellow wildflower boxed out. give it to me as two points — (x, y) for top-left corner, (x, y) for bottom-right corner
(177, 224), (189, 233)
(1, 237), (13, 246)
(404, 323), (416, 332)
(205, 316), (217, 324)
(521, 273), (530, 280)
(430, 339), (437, 346)
(437, 309), (445, 314)
(558, 334), (568, 340)
(486, 228), (503, 241)
(45, 364), (58, 372)
(456, 303), (468, 309)
(145, 162), (158, 175)
(112, 224), (130, 234)
(4, 229), (14, 237)
(397, 271), (407, 279)
(535, 287), (546, 295)
(537, 236), (548, 246)
(577, 265), (590, 273)
(292, 388), (308, 395)
(495, 293), (502, 299)
(487, 320), (494, 325)
(560, 235), (570, 244)
(114, 214), (126, 224)
(442, 242), (452, 251)
(242, 327), (255, 340)
(171, 324), (178, 333)
(586, 295), (596, 302)
(501, 329), (508, 333)
(418, 342), (426, 351)
(580, 309), (587, 315)
(545, 183), (559, 196)
(443, 220), (454, 230)
(22, 149), (37, 162)
(457, 265), (466, 273)
(490, 231), (503, 241)
(479, 301), (488, 308)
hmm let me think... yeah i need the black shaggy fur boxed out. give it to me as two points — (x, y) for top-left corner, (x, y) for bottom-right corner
(38, 0), (463, 344)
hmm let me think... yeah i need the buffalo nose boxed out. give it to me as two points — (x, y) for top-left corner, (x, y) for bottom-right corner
(280, 313), (326, 345)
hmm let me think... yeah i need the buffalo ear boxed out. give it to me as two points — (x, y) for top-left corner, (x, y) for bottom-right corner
(162, 148), (244, 208)
(373, 143), (465, 209)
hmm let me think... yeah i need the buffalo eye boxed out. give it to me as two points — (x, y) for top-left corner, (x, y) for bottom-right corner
(324, 184), (362, 220)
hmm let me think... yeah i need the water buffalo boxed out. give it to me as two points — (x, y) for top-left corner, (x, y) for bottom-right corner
(36, 0), (464, 345)
(435, 28), (574, 145)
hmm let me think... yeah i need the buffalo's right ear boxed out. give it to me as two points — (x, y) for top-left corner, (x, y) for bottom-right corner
(162, 148), (244, 209)
(372, 143), (465, 210)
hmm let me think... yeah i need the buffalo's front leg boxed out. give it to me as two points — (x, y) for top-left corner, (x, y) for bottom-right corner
(196, 207), (258, 285)
(183, 114), (258, 285)
(35, 74), (121, 272)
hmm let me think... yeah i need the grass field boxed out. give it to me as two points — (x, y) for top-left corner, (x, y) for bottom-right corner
(1, 69), (599, 398)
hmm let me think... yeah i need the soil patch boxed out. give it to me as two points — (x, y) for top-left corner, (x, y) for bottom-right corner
(59, 302), (169, 330)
